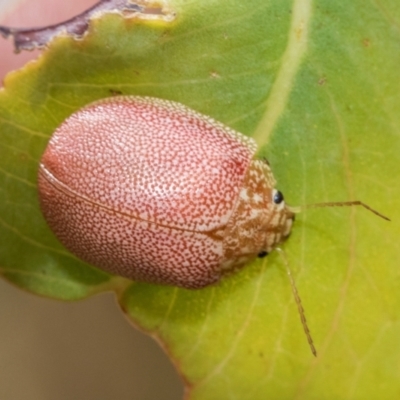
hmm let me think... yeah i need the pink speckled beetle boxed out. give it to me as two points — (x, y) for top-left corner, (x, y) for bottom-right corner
(38, 96), (296, 289)
(38, 96), (389, 357)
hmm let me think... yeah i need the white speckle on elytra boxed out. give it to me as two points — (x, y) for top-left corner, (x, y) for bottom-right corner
(239, 188), (249, 202)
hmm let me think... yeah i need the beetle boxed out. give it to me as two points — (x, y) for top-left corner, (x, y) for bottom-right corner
(38, 96), (295, 289)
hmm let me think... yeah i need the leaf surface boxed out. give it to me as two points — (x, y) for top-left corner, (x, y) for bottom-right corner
(1, 0), (399, 398)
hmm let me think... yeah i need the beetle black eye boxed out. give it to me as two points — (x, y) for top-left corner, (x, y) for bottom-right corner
(273, 190), (284, 204)
(258, 251), (268, 258)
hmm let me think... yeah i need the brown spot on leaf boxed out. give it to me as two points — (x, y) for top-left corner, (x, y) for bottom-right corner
(109, 89), (123, 96)
(363, 38), (371, 47)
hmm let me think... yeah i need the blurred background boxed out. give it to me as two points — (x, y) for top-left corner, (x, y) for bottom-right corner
(0, 1), (183, 399)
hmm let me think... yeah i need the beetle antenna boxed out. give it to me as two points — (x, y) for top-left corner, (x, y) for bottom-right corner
(289, 201), (390, 221)
(275, 248), (317, 357)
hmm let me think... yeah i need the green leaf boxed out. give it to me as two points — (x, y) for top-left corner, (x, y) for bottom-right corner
(1, 0), (400, 398)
